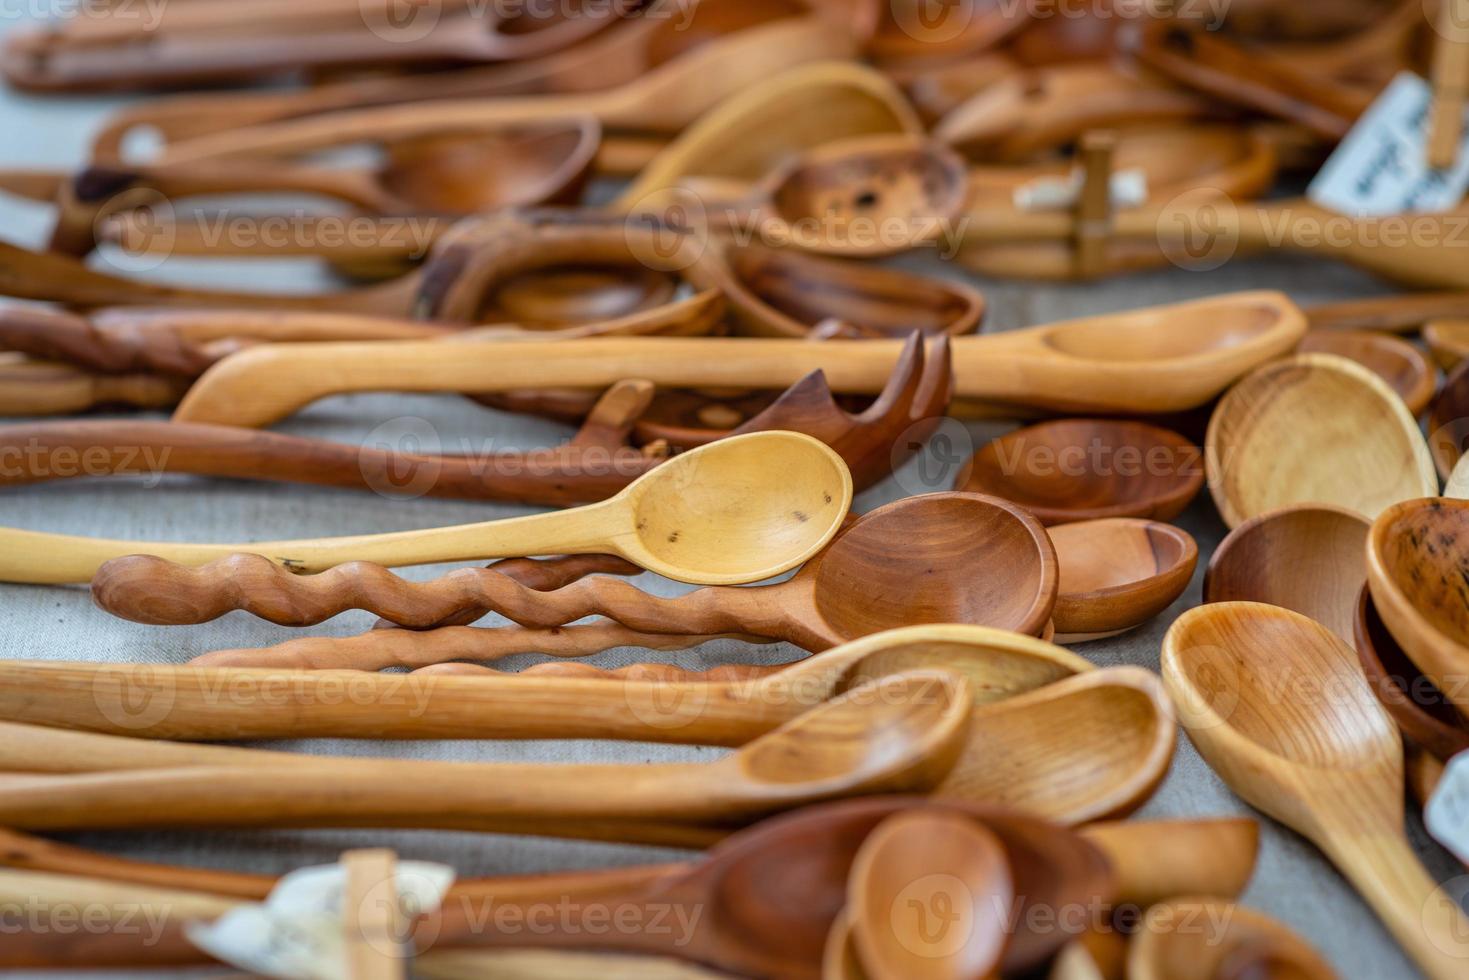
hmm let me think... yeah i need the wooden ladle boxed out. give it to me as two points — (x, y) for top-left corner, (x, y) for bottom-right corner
(1162, 602), (1469, 979)
(169, 291), (1307, 427)
(0, 430), (853, 585)
(1203, 503), (1371, 643)
(1205, 353), (1438, 529)
(1428, 359), (1469, 481)
(0, 669), (971, 832)
(1050, 519), (1198, 643)
(1127, 898), (1337, 980)
(1297, 329), (1436, 417)
(959, 419), (1204, 525)
(1366, 498), (1469, 719)
(106, 492), (1056, 649)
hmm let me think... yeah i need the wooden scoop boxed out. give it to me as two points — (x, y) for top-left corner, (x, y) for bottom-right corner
(137, 492), (1057, 649)
(1204, 503), (1371, 643)
(1297, 329), (1436, 417)
(169, 291), (1307, 427)
(1162, 602), (1469, 979)
(1366, 498), (1469, 719)
(1206, 353), (1438, 529)
(0, 430), (852, 585)
(1429, 359), (1469, 481)
(1425, 320), (1469, 369)
(1127, 898), (1337, 980)
(847, 811), (1012, 979)
(1050, 519), (1198, 643)
(1354, 585), (1469, 763)
(959, 420), (1203, 525)
(0, 670), (971, 832)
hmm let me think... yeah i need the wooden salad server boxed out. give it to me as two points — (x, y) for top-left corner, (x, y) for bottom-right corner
(169, 291), (1307, 427)
(0, 430), (853, 585)
(1366, 497), (1469, 719)
(88, 0), (857, 155)
(1163, 602), (1469, 979)
(123, 491), (1059, 650)
(1206, 353), (1438, 528)
(0, 670), (972, 831)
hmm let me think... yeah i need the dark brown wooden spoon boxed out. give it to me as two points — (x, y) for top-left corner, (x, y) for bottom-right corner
(959, 419), (1203, 525)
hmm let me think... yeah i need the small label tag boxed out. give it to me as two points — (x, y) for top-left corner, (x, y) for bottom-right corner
(1308, 72), (1469, 217)
(185, 860), (455, 980)
(1426, 750), (1469, 864)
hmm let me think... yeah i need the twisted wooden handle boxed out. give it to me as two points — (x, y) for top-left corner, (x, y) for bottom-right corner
(0, 355), (188, 416)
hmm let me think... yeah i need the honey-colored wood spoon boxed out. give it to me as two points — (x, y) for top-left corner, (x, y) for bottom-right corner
(0, 352), (189, 416)
(0, 670), (971, 832)
(1203, 503), (1371, 643)
(1079, 818), (1260, 909)
(1297, 329), (1436, 416)
(847, 810), (1011, 979)
(139, 492), (1056, 650)
(1355, 585), (1469, 763)
(1206, 353), (1438, 529)
(1050, 519), (1198, 643)
(1366, 497), (1469, 719)
(1163, 602), (1469, 978)
(1425, 320), (1469, 369)
(0, 430), (852, 585)
(170, 291), (1307, 427)
(1127, 898), (1338, 980)
(959, 420), (1204, 525)
(1429, 359), (1469, 481)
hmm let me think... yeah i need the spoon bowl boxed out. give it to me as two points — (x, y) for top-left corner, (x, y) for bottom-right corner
(1366, 497), (1469, 718)
(1297, 329), (1436, 416)
(1050, 519), (1198, 642)
(1203, 503), (1370, 642)
(1424, 319), (1469, 369)
(1206, 353), (1438, 528)
(960, 420), (1203, 525)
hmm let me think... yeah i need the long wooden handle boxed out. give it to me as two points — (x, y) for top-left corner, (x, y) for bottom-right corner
(0, 356), (187, 416)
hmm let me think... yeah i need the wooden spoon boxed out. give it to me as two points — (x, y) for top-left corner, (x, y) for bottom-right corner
(847, 810), (1012, 979)
(0, 669), (971, 832)
(1308, 294), (1469, 334)
(1297, 329), (1436, 416)
(1424, 320), (1469, 369)
(1079, 818), (1260, 909)
(1449, 457), (1469, 500)
(168, 291), (1307, 427)
(119, 492), (1057, 649)
(1050, 519), (1198, 643)
(1366, 497), (1469, 719)
(1203, 503), (1371, 643)
(1205, 353), (1438, 529)
(0, 429), (853, 585)
(959, 420), (1204, 526)
(1127, 898), (1337, 980)
(0, 352), (188, 417)
(1162, 601), (1469, 978)
(1429, 359), (1469, 481)
(1354, 585), (1469, 763)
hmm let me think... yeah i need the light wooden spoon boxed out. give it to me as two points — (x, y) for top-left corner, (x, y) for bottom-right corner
(170, 291), (1307, 427)
(1163, 601), (1469, 978)
(0, 430), (852, 586)
(1203, 503), (1371, 643)
(1050, 519), (1198, 643)
(1206, 353), (1438, 529)
(1366, 497), (1469, 719)
(1297, 329), (1436, 417)
(847, 810), (1011, 980)
(1127, 898), (1337, 980)
(0, 670), (971, 832)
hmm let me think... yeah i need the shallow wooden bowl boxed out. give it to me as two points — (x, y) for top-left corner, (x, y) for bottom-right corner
(1051, 519), (1198, 642)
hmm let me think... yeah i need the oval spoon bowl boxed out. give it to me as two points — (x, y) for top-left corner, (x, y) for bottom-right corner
(1297, 328), (1435, 417)
(1051, 519), (1197, 642)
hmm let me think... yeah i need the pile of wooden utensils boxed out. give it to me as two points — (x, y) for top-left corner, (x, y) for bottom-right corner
(5, 0), (1469, 977)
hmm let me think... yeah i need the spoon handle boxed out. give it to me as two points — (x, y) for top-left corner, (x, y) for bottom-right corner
(1321, 822), (1469, 979)
(0, 357), (188, 417)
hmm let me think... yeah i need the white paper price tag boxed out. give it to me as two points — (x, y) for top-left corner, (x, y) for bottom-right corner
(1426, 750), (1469, 864)
(1309, 72), (1469, 217)
(185, 860), (455, 980)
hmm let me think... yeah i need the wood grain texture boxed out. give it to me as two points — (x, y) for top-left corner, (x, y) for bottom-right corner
(1163, 602), (1469, 979)
(1297, 329), (1436, 416)
(960, 419), (1203, 525)
(1204, 503), (1371, 643)
(1050, 519), (1197, 641)
(1206, 353), (1438, 528)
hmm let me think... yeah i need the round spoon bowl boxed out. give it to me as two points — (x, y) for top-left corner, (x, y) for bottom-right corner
(1297, 329), (1435, 416)
(624, 430), (853, 585)
(960, 419), (1203, 524)
(1366, 498), (1469, 716)
(1051, 519), (1198, 641)
(811, 493), (1058, 641)
(1428, 358), (1469, 481)
(1206, 353), (1438, 528)
(1203, 503), (1370, 642)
